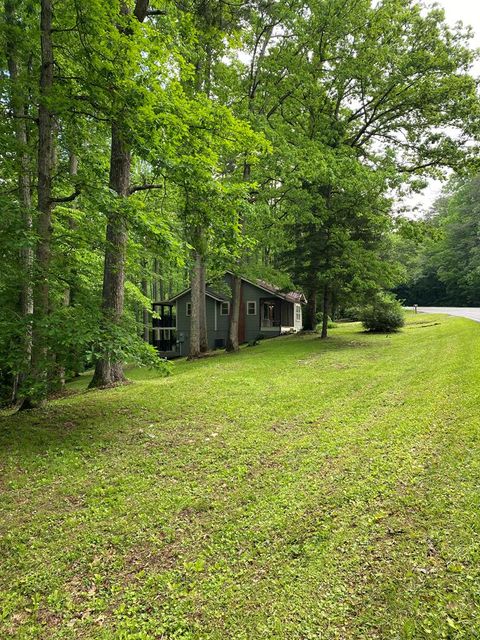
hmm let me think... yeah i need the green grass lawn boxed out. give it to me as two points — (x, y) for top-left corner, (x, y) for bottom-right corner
(1, 313), (480, 639)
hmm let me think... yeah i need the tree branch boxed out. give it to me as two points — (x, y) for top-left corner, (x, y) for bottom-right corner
(51, 186), (81, 203)
(129, 183), (164, 194)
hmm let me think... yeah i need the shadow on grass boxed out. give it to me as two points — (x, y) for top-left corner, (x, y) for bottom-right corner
(0, 330), (377, 458)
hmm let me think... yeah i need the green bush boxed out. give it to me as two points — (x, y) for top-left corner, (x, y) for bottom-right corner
(360, 293), (405, 333)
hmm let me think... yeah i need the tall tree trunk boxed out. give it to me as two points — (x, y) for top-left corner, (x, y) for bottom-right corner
(24, 0), (55, 408)
(152, 257), (160, 300)
(90, 0), (150, 388)
(227, 161), (250, 352)
(141, 260), (150, 343)
(36, 0), (54, 334)
(199, 257), (208, 352)
(304, 289), (317, 331)
(188, 252), (202, 359)
(58, 153), (79, 390)
(321, 284), (329, 339)
(159, 271), (164, 301)
(226, 274), (241, 352)
(90, 124), (130, 387)
(5, 0), (34, 405)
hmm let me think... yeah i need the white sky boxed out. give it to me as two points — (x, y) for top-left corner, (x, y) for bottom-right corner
(403, 0), (480, 216)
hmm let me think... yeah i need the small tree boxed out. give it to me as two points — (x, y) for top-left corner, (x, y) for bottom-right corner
(360, 293), (405, 333)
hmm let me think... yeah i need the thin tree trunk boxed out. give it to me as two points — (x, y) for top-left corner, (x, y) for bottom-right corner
(152, 257), (160, 300)
(141, 260), (149, 343)
(159, 272), (164, 301)
(321, 284), (329, 339)
(58, 153), (79, 389)
(199, 257), (208, 352)
(188, 252), (202, 359)
(36, 0), (54, 331)
(5, 0), (34, 405)
(227, 161), (251, 352)
(226, 274), (241, 352)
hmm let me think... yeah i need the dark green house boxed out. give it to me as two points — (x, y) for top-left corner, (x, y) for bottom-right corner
(151, 272), (306, 357)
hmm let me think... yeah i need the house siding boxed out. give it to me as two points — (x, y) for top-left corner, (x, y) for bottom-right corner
(242, 280), (268, 342)
(175, 293), (228, 354)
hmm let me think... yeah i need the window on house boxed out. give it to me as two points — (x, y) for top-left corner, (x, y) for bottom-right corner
(220, 301), (230, 316)
(186, 302), (191, 316)
(295, 304), (302, 322)
(247, 301), (256, 315)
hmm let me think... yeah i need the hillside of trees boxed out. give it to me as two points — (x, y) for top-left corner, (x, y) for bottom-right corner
(395, 175), (480, 306)
(2, 0), (480, 408)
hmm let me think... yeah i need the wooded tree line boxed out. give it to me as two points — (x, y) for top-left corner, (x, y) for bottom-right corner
(395, 174), (480, 306)
(1, 0), (479, 407)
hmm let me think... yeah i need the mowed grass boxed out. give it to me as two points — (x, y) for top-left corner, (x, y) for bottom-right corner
(1, 314), (480, 640)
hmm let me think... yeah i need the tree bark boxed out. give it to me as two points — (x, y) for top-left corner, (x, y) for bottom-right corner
(57, 153), (79, 389)
(226, 274), (241, 352)
(23, 0), (55, 408)
(90, 124), (130, 387)
(90, 0), (150, 388)
(5, 0), (34, 405)
(227, 161), (251, 352)
(188, 252), (202, 359)
(36, 0), (54, 326)
(141, 260), (150, 343)
(152, 257), (160, 300)
(321, 284), (329, 339)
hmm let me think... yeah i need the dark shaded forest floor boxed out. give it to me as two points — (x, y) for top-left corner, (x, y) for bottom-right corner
(1, 314), (480, 639)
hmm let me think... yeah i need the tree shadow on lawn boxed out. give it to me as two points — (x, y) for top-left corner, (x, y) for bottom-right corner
(0, 330), (377, 459)
(0, 387), (174, 462)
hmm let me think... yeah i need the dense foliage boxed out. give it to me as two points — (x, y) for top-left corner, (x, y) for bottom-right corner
(396, 175), (480, 305)
(1, 0), (479, 406)
(360, 293), (406, 333)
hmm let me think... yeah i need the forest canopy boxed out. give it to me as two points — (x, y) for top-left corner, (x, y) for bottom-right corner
(395, 175), (480, 306)
(1, 0), (480, 407)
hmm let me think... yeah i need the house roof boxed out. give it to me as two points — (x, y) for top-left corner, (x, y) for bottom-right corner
(246, 277), (307, 304)
(154, 286), (228, 305)
(155, 273), (306, 305)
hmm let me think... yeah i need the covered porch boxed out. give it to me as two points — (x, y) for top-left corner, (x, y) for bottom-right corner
(259, 298), (295, 333)
(151, 302), (181, 357)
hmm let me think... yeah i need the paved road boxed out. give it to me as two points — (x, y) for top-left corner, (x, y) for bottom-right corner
(413, 307), (480, 323)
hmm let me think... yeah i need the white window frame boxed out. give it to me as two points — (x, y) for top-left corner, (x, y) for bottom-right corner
(295, 304), (301, 322)
(220, 301), (230, 316)
(186, 301), (191, 317)
(247, 301), (257, 315)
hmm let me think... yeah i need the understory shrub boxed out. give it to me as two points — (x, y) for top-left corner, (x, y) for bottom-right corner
(360, 293), (405, 333)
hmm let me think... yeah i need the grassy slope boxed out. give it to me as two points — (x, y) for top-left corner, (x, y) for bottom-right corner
(1, 314), (480, 640)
